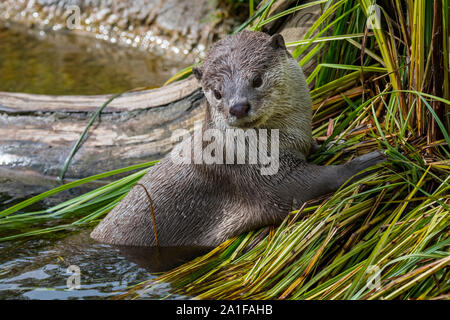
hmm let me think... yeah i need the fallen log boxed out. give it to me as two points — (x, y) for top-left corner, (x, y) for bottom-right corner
(0, 77), (205, 181)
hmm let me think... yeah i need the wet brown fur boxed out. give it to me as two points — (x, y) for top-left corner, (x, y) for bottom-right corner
(91, 31), (386, 247)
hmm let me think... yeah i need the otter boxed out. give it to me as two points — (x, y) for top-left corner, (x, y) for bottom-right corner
(90, 31), (386, 247)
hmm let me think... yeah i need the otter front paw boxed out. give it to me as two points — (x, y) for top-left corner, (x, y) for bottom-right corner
(352, 150), (387, 168)
(345, 150), (387, 182)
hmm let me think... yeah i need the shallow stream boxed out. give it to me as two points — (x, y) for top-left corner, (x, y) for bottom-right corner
(0, 22), (199, 299)
(0, 23), (187, 95)
(0, 227), (209, 299)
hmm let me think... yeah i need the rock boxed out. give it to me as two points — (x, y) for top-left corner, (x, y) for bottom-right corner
(0, 0), (244, 58)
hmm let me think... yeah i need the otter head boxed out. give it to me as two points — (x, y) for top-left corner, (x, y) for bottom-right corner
(193, 31), (306, 129)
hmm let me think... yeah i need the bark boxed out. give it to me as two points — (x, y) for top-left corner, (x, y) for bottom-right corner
(0, 77), (205, 180)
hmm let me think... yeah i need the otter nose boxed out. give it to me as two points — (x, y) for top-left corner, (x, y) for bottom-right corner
(229, 102), (251, 119)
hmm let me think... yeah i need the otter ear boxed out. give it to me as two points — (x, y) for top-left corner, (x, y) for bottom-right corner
(192, 66), (203, 81)
(269, 33), (286, 50)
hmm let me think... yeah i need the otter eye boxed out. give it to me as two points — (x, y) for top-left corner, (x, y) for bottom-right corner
(252, 75), (263, 88)
(213, 89), (222, 100)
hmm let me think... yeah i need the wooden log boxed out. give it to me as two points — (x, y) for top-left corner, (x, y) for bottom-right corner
(0, 77), (205, 180)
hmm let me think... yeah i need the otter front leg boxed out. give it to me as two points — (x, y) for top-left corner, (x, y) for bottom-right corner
(342, 150), (387, 184)
(208, 151), (386, 244)
(299, 150), (387, 200)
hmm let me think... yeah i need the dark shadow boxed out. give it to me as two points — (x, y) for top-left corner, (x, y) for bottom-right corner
(114, 245), (213, 273)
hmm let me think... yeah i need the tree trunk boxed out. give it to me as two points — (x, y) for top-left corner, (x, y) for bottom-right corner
(0, 77), (205, 180)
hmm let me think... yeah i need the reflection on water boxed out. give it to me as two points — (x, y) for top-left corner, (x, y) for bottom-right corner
(0, 23), (187, 95)
(116, 245), (212, 273)
(0, 228), (205, 299)
(0, 181), (210, 299)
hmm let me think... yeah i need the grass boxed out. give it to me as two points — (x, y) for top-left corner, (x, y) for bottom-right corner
(0, 0), (449, 299)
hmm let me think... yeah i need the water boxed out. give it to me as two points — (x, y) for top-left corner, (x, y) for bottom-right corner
(0, 227), (210, 299)
(0, 229), (148, 299)
(0, 229), (162, 299)
(0, 178), (208, 300)
(0, 23), (202, 299)
(0, 23), (187, 95)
